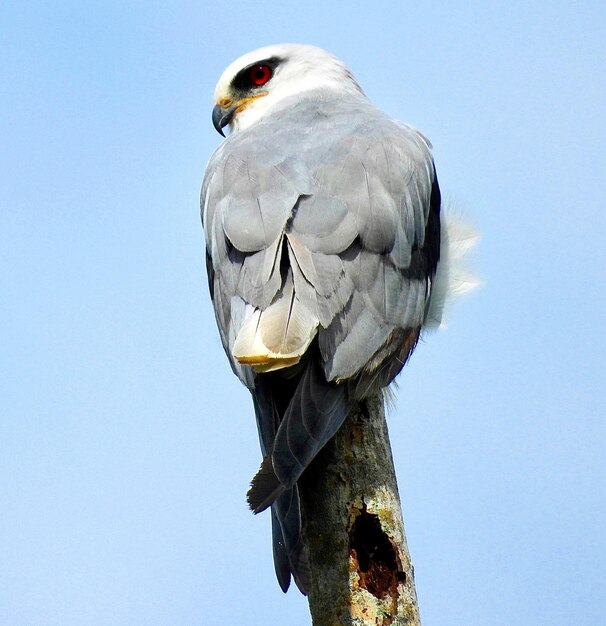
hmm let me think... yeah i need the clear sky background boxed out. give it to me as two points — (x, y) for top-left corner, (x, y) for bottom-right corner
(1, 1), (604, 625)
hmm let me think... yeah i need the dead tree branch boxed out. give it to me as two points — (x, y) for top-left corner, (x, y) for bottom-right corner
(299, 395), (421, 626)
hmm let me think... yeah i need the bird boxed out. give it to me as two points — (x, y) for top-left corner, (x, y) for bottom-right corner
(201, 44), (475, 594)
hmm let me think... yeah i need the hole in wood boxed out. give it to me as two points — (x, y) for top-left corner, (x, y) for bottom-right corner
(349, 510), (405, 599)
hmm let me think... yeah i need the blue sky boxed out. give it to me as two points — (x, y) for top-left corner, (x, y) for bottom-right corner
(1, 1), (604, 624)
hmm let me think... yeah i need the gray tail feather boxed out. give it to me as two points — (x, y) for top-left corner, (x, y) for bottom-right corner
(247, 452), (284, 513)
(250, 347), (350, 593)
(271, 486), (311, 594)
(271, 508), (292, 592)
(248, 353), (352, 513)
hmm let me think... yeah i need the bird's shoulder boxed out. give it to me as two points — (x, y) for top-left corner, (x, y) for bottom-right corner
(205, 93), (433, 180)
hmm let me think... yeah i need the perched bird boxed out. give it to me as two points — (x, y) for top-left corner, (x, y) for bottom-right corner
(201, 44), (475, 594)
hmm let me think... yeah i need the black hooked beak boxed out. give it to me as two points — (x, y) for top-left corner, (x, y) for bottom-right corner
(212, 103), (237, 137)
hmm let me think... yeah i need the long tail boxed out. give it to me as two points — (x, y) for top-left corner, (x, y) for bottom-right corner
(271, 487), (311, 593)
(248, 351), (351, 513)
(250, 348), (352, 592)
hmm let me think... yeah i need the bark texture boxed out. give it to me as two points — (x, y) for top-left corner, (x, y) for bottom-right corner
(299, 395), (421, 626)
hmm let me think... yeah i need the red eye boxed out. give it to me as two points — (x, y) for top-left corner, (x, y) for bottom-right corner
(248, 64), (272, 86)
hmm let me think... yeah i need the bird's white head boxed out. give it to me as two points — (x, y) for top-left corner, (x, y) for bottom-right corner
(211, 44), (364, 135)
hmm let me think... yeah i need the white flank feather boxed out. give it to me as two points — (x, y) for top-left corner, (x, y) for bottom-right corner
(424, 210), (479, 330)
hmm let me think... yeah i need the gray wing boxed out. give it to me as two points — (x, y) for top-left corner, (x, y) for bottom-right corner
(201, 127), (315, 385)
(201, 94), (440, 593)
(202, 95), (438, 386)
(285, 108), (439, 391)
